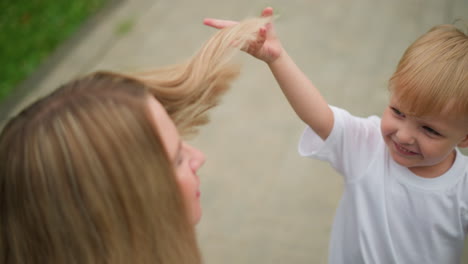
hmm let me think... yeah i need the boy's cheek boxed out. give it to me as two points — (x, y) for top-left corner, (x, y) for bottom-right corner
(380, 116), (393, 137)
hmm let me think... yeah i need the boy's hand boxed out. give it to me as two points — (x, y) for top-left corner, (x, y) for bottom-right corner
(203, 7), (283, 64)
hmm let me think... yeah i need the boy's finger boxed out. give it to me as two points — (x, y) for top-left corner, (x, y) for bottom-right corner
(258, 27), (267, 42)
(265, 22), (273, 32)
(203, 18), (239, 29)
(261, 7), (273, 17)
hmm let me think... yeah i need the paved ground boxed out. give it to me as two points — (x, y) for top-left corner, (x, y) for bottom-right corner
(3, 0), (468, 263)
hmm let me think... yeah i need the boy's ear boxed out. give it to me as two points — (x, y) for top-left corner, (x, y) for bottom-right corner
(458, 134), (468, 148)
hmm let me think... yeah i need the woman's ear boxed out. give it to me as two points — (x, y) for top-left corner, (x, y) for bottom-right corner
(457, 134), (468, 148)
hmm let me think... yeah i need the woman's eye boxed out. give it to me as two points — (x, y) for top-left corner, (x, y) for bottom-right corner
(423, 126), (441, 136)
(176, 155), (184, 166)
(391, 107), (404, 117)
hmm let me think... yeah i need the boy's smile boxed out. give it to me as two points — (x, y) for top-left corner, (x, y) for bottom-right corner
(381, 95), (468, 178)
(392, 141), (420, 157)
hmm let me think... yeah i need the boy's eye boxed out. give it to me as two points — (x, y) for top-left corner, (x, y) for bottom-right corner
(390, 107), (405, 117)
(422, 126), (441, 136)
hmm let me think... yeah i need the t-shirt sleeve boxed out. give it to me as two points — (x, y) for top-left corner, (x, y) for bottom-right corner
(298, 106), (381, 182)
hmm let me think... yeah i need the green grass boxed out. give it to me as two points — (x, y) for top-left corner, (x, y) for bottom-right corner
(0, 0), (107, 102)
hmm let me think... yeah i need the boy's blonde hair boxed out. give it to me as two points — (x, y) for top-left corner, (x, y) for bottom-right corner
(0, 17), (270, 264)
(389, 24), (468, 118)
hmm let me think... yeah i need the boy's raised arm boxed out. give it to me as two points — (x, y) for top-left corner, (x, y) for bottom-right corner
(268, 48), (333, 140)
(204, 7), (334, 140)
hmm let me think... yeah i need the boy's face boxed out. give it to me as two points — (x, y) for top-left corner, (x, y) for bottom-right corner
(381, 94), (468, 178)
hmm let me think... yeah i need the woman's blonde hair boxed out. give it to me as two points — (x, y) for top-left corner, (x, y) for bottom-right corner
(0, 17), (270, 264)
(134, 17), (271, 137)
(389, 24), (468, 117)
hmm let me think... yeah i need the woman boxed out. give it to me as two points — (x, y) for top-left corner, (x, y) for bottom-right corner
(0, 16), (269, 264)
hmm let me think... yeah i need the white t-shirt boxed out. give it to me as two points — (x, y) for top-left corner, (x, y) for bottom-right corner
(298, 106), (468, 264)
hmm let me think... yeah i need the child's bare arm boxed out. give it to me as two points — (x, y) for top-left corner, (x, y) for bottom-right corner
(268, 50), (333, 140)
(204, 7), (333, 140)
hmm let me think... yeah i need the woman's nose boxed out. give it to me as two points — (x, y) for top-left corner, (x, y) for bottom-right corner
(187, 144), (206, 172)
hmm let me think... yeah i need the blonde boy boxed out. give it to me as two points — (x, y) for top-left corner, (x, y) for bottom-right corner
(205, 8), (468, 264)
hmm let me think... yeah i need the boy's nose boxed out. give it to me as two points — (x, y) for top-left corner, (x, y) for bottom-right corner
(395, 126), (415, 145)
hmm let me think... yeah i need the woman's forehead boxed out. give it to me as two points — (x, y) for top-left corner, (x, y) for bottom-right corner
(146, 97), (180, 159)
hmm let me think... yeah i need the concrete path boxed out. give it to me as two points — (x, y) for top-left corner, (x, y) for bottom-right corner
(3, 0), (468, 263)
